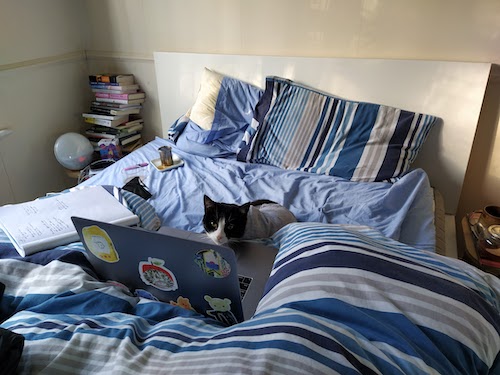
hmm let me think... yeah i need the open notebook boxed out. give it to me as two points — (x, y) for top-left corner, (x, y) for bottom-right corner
(0, 186), (139, 257)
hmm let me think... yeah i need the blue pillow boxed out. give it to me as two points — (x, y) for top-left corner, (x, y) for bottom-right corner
(169, 68), (263, 155)
(238, 77), (437, 182)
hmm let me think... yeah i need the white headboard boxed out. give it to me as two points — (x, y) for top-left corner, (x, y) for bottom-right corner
(154, 52), (491, 214)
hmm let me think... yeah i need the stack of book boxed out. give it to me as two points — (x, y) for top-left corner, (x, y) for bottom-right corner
(82, 73), (146, 157)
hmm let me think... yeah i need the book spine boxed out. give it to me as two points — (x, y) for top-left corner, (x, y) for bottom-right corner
(120, 133), (142, 146)
(95, 98), (141, 105)
(89, 74), (133, 84)
(91, 101), (142, 109)
(95, 92), (131, 100)
(90, 107), (141, 116)
(84, 117), (125, 127)
(95, 92), (144, 100)
(90, 83), (139, 90)
(82, 113), (128, 121)
(89, 107), (114, 115)
(92, 88), (138, 94)
(85, 131), (117, 140)
(89, 82), (120, 87)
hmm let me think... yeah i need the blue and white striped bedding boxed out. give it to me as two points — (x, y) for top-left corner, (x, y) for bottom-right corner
(238, 77), (437, 182)
(1, 223), (499, 374)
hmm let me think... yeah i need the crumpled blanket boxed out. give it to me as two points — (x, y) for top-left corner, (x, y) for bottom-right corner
(0, 281), (24, 375)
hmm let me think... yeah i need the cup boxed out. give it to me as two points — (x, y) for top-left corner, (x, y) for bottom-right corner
(158, 146), (173, 167)
(477, 205), (500, 232)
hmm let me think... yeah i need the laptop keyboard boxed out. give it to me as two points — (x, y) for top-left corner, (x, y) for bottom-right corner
(238, 275), (253, 300)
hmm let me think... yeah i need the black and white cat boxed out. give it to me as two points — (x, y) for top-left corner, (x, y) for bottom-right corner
(203, 195), (297, 245)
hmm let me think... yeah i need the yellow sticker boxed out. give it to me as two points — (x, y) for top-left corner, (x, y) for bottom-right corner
(82, 225), (120, 263)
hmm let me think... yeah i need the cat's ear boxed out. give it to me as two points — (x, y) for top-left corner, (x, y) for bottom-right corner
(240, 203), (250, 214)
(204, 195), (215, 208)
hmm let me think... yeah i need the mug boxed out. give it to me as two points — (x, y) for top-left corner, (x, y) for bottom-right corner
(477, 205), (500, 232)
(158, 146), (173, 167)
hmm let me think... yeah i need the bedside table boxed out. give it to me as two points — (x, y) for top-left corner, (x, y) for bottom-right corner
(460, 216), (500, 276)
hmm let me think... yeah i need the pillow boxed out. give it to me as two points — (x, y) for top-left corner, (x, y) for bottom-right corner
(237, 77), (437, 182)
(168, 68), (263, 154)
(189, 68), (224, 130)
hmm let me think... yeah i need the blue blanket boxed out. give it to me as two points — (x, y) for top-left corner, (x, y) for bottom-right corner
(81, 138), (435, 251)
(1, 223), (499, 374)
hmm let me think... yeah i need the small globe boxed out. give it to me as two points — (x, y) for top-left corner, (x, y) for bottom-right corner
(54, 132), (94, 170)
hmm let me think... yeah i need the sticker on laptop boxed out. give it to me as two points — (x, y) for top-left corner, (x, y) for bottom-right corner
(138, 257), (178, 291)
(82, 225), (120, 263)
(170, 296), (196, 312)
(204, 295), (238, 326)
(194, 249), (231, 278)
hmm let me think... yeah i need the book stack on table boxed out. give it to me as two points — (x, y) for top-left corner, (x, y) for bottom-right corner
(82, 73), (145, 158)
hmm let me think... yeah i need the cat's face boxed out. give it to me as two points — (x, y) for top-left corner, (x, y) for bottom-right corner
(203, 195), (248, 245)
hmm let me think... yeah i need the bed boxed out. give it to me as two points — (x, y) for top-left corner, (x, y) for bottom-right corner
(1, 53), (499, 374)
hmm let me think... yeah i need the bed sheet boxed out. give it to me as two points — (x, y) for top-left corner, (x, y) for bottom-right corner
(81, 137), (435, 251)
(1, 223), (498, 374)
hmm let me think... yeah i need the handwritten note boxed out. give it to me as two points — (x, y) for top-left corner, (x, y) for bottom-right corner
(0, 186), (139, 256)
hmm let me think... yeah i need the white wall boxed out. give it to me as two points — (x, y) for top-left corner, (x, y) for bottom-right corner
(0, 0), (88, 204)
(1, 0), (499, 215)
(83, 0), (500, 219)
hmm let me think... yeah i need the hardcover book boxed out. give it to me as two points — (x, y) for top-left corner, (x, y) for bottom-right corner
(92, 87), (139, 94)
(95, 92), (145, 100)
(120, 133), (142, 146)
(116, 118), (144, 129)
(82, 113), (129, 121)
(85, 129), (141, 140)
(90, 83), (140, 92)
(91, 101), (142, 109)
(83, 116), (129, 127)
(89, 106), (141, 116)
(95, 97), (145, 105)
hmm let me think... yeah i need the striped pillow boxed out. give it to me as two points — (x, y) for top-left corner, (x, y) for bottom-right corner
(237, 77), (437, 182)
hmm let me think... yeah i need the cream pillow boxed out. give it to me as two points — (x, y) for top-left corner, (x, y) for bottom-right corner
(188, 68), (224, 130)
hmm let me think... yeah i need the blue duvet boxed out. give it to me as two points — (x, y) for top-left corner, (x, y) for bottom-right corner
(82, 137), (435, 251)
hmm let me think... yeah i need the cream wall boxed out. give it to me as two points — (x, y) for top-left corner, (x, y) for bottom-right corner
(1, 0), (499, 227)
(0, 0), (87, 205)
(84, 0), (500, 221)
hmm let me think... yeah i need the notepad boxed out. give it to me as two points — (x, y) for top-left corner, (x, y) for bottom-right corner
(0, 186), (139, 257)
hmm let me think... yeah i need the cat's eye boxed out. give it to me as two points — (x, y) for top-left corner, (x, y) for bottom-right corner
(227, 224), (234, 230)
(210, 221), (217, 229)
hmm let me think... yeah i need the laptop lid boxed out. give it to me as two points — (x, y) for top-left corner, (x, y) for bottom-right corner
(71, 216), (243, 325)
(157, 226), (279, 320)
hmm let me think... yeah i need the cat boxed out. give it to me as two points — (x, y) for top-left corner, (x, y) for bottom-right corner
(202, 195), (297, 245)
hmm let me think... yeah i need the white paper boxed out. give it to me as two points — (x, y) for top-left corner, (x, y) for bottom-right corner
(0, 186), (139, 256)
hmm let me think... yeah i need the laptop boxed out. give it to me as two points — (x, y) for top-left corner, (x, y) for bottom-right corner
(156, 226), (278, 320)
(72, 217), (277, 325)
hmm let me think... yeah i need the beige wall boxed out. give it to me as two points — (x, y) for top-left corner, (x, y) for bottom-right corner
(0, 0), (87, 204)
(84, 0), (500, 62)
(1, 0), (499, 229)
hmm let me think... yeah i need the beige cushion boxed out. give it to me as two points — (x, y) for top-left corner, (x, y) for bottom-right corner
(189, 68), (224, 130)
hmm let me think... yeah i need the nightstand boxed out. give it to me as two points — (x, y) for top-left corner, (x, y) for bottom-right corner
(460, 216), (500, 276)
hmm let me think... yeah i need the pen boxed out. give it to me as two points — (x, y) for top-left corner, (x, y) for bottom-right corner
(124, 162), (149, 171)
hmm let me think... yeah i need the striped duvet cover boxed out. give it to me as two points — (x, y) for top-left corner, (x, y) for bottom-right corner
(1, 223), (499, 374)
